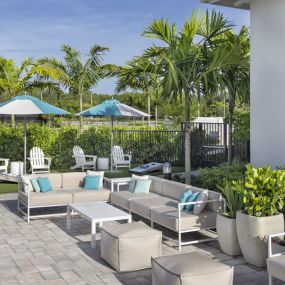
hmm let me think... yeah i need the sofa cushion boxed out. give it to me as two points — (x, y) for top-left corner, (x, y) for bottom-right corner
(86, 170), (104, 188)
(34, 173), (62, 188)
(29, 189), (72, 207)
(148, 176), (163, 195)
(110, 191), (158, 210)
(37, 177), (53, 193)
(72, 189), (110, 203)
(151, 206), (217, 231)
(20, 175), (35, 193)
(267, 255), (285, 281)
(193, 191), (208, 215)
(132, 179), (152, 194)
(62, 172), (85, 188)
(129, 197), (178, 219)
(83, 175), (100, 190)
(162, 180), (188, 200)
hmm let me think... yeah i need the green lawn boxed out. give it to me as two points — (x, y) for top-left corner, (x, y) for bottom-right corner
(0, 165), (185, 194)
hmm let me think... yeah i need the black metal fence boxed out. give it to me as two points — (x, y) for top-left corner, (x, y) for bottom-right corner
(114, 123), (250, 167)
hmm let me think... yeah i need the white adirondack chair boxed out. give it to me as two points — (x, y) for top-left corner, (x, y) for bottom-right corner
(28, 147), (52, 174)
(71, 145), (97, 171)
(0, 158), (9, 174)
(112, 145), (132, 170)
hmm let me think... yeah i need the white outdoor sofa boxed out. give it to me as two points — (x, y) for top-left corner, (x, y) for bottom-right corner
(18, 172), (110, 223)
(110, 175), (223, 250)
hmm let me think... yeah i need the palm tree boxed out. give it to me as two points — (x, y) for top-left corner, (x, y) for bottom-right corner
(116, 56), (160, 126)
(0, 56), (69, 124)
(61, 44), (115, 129)
(218, 27), (250, 164)
(142, 11), (235, 184)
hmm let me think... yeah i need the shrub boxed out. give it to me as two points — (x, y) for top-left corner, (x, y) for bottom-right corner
(192, 163), (246, 192)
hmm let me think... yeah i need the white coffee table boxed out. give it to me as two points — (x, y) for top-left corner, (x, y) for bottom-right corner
(104, 177), (131, 192)
(66, 202), (132, 249)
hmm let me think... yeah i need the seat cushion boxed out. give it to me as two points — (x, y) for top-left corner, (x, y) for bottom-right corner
(110, 191), (158, 210)
(129, 197), (178, 219)
(151, 206), (217, 231)
(267, 255), (285, 281)
(62, 172), (85, 188)
(72, 189), (110, 203)
(162, 180), (188, 200)
(152, 252), (233, 285)
(29, 189), (72, 207)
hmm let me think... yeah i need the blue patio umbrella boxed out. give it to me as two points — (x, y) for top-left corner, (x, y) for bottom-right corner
(0, 95), (70, 174)
(77, 99), (149, 171)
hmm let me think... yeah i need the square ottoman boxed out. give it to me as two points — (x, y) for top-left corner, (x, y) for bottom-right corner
(101, 221), (162, 272)
(152, 252), (234, 285)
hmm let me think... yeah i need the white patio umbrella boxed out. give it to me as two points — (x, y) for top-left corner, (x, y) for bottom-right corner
(77, 99), (149, 171)
(0, 94), (70, 174)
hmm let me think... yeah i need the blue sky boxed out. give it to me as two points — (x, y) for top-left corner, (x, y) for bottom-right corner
(0, 0), (249, 94)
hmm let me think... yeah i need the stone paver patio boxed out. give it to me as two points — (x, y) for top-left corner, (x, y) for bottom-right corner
(0, 193), (284, 285)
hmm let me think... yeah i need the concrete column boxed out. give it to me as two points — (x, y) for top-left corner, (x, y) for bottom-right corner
(250, 0), (285, 168)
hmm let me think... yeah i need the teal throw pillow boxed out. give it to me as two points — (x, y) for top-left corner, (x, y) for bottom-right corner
(185, 192), (200, 212)
(37, 177), (53, 193)
(180, 189), (193, 210)
(132, 179), (152, 194)
(30, 178), (41, 192)
(84, 175), (100, 190)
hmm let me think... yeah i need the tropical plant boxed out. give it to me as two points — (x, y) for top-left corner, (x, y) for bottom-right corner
(218, 183), (243, 218)
(233, 164), (285, 217)
(61, 44), (116, 129)
(141, 10), (241, 183)
(218, 27), (250, 164)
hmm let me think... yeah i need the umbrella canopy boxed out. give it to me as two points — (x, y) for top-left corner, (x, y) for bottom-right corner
(77, 99), (149, 171)
(0, 94), (70, 174)
(77, 99), (149, 117)
(0, 95), (70, 116)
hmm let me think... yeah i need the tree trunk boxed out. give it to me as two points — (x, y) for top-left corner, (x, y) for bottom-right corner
(155, 106), (158, 128)
(147, 94), (151, 126)
(227, 91), (235, 165)
(79, 91), (83, 132)
(185, 94), (191, 185)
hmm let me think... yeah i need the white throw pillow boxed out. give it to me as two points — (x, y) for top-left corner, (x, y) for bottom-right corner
(86, 170), (104, 188)
(129, 174), (149, 192)
(20, 175), (35, 193)
(193, 191), (208, 215)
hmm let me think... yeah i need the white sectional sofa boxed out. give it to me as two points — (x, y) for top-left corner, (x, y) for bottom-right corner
(110, 176), (223, 250)
(18, 172), (110, 222)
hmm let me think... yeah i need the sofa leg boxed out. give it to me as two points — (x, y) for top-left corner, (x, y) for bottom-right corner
(178, 232), (182, 251)
(151, 220), (154, 228)
(17, 200), (20, 215)
(27, 207), (30, 223)
(268, 275), (273, 285)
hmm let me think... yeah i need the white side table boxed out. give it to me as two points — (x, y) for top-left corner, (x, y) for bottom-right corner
(97, 158), (109, 170)
(10, 161), (24, 176)
(104, 177), (131, 192)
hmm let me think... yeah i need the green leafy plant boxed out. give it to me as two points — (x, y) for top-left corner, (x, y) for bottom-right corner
(218, 183), (243, 219)
(233, 164), (285, 217)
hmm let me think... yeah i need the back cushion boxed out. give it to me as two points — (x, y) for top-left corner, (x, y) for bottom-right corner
(34, 173), (62, 189)
(62, 172), (86, 188)
(206, 190), (222, 212)
(162, 180), (188, 200)
(148, 176), (163, 195)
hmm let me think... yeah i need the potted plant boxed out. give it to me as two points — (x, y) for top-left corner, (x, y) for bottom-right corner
(235, 164), (285, 267)
(216, 183), (243, 256)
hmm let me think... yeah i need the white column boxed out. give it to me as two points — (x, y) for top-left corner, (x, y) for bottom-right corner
(250, 0), (285, 168)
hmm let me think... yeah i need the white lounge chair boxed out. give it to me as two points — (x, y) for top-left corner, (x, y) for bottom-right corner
(28, 147), (52, 174)
(0, 158), (9, 174)
(71, 145), (97, 171)
(112, 145), (132, 170)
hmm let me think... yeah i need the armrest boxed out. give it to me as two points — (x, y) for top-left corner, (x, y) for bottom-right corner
(268, 232), (285, 257)
(124, 154), (132, 160)
(0, 158), (9, 162)
(45, 157), (52, 167)
(84, 155), (97, 162)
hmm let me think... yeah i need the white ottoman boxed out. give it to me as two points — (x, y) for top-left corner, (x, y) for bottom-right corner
(152, 252), (234, 285)
(97, 158), (109, 170)
(101, 221), (162, 272)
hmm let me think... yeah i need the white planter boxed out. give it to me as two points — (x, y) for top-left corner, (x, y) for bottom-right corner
(236, 211), (284, 267)
(216, 213), (241, 256)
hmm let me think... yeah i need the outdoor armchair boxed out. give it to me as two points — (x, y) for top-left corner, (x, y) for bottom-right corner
(71, 145), (97, 171)
(0, 158), (9, 174)
(112, 145), (132, 170)
(28, 147), (51, 174)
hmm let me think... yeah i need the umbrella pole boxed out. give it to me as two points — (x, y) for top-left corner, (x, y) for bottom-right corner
(24, 117), (27, 174)
(110, 116), (114, 172)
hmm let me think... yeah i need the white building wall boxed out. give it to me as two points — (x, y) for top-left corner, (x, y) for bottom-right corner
(251, 0), (285, 168)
